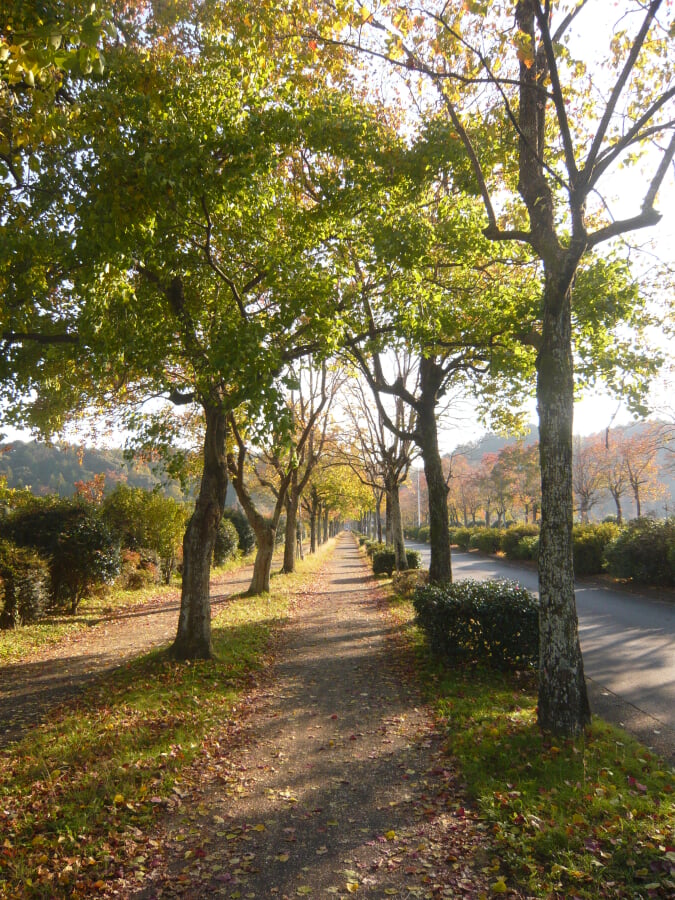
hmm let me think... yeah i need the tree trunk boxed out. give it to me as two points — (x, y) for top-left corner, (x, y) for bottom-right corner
(610, 489), (623, 524)
(282, 488), (299, 574)
(417, 396), (452, 584)
(536, 274), (590, 734)
(323, 509), (329, 543)
(310, 508), (317, 553)
(387, 479), (408, 571)
(249, 526), (275, 594)
(634, 486), (641, 519)
(384, 491), (393, 545)
(171, 405), (228, 660)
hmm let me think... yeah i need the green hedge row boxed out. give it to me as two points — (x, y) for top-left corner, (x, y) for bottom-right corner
(372, 548), (421, 576)
(413, 579), (539, 670)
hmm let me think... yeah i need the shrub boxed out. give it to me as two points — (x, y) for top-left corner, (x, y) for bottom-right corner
(365, 540), (386, 559)
(50, 510), (121, 611)
(604, 518), (675, 586)
(102, 486), (188, 582)
(413, 579), (539, 670)
(500, 524), (540, 559)
(513, 534), (539, 561)
(469, 527), (505, 554)
(450, 527), (473, 550)
(392, 568), (429, 598)
(572, 522), (621, 576)
(213, 518), (239, 566)
(222, 507), (256, 555)
(372, 548), (421, 576)
(406, 550), (421, 570)
(2, 498), (121, 612)
(417, 525), (430, 543)
(0, 540), (50, 627)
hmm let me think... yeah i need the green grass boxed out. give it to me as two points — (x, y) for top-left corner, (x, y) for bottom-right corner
(0, 541), (335, 898)
(0, 580), (179, 664)
(387, 591), (675, 899)
(0, 550), (258, 664)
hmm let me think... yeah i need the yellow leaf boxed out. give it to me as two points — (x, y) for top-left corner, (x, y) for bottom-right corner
(276, 853), (290, 862)
(113, 794), (124, 805)
(385, 830), (397, 840)
(253, 823), (266, 832)
(346, 883), (359, 894)
(297, 888), (312, 896)
(492, 878), (508, 893)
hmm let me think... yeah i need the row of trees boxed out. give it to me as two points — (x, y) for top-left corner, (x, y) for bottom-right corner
(2, 1), (673, 735)
(393, 421), (672, 529)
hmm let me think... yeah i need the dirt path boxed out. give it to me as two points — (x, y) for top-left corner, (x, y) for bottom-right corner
(121, 534), (500, 900)
(0, 565), (256, 749)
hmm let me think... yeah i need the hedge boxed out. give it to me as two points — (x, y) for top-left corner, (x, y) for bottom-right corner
(413, 579), (539, 670)
(372, 548), (421, 576)
(604, 517), (675, 586)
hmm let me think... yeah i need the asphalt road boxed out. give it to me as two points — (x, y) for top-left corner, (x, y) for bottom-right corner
(408, 543), (675, 765)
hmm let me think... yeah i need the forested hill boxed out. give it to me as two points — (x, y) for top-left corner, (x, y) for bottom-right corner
(0, 440), (186, 499)
(452, 425), (539, 460)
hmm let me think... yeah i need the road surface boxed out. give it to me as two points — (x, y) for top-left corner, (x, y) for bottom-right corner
(408, 543), (675, 764)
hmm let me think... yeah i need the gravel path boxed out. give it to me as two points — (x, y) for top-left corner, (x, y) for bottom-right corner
(124, 533), (500, 900)
(0, 565), (256, 749)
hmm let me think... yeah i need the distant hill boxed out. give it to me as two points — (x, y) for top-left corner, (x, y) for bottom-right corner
(0, 440), (187, 499)
(452, 425), (539, 461)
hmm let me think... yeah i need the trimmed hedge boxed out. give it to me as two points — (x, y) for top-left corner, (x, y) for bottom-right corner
(572, 522), (621, 576)
(372, 548), (421, 576)
(469, 527), (505, 554)
(604, 517), (675, 586)
(449, 527), (473, 550)
(413, 579), (539, 670)
(500, 524), (540, 559)
(0, 540), (50, 628)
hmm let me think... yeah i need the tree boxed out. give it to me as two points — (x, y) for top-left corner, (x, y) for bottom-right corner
(572, 436), (604, 523)
(619, 423), (670, 518)
(317, 0), (674, 734)
(341, 370), (416, 570)
(1, 2), (392, 657)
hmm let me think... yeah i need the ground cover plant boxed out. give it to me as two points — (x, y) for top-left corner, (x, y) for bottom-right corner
(0, 541), (334, 897)
(387, 587), (675, 899)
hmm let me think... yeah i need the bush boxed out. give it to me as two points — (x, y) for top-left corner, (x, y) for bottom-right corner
(50, 510), (121, 611)
(2, 498), (121, 612)
(572, 522), (621, 576)
(469, 527), (505, 554)
(450, 527), (473, 550)
(500, 524), (540, 559)
(365, 540), (386, 559)
(0, 540), (50, 627)
(604, 518), (675, 586)
(222, 507), (256, 555)
(417, 525), (430, 543)
(213, 518), (239, 566)
(413, 579), (539, 670)
(392, 568), (428, 598)
(372, 548), (422, 576)
(102, 486), (188, 583)
(513, 534), (539, 561)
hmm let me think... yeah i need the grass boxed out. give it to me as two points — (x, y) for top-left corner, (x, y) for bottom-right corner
(0, 550), (258, 664)
(0, 541), (335, 898)
(386, 586), (675, 900)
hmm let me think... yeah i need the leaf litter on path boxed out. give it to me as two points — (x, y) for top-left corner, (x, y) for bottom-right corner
(107, 536), (517, 899)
